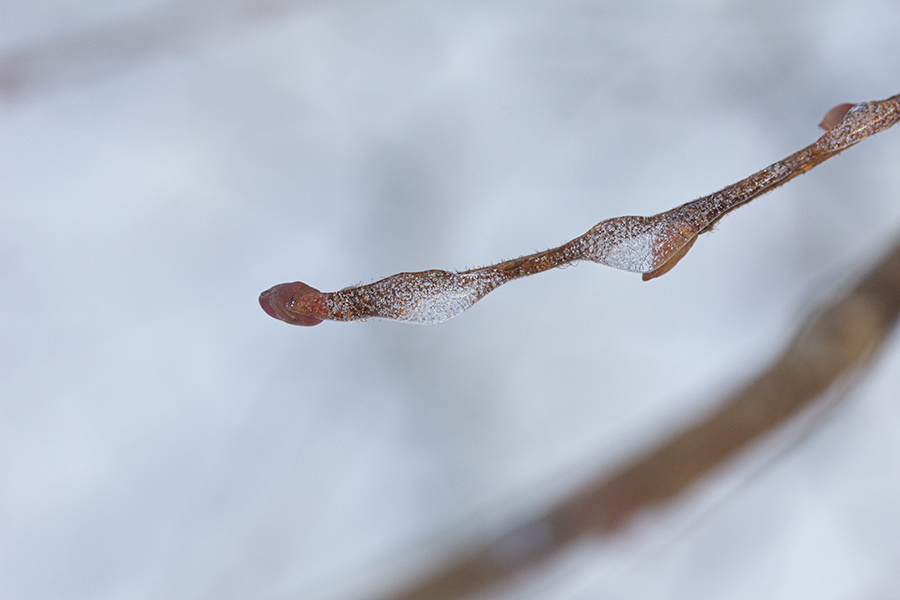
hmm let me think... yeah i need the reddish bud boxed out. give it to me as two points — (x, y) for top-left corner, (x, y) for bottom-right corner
(819, 102), (854, 131)
(259, 282), (326, 326)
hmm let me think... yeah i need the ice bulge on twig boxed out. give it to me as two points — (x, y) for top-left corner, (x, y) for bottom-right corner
(260, 93), (900, 326)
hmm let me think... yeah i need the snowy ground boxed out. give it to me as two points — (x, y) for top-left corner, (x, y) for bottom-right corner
(3, 1), (900, 599)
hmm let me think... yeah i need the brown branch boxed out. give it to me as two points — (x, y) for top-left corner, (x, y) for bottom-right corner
(260, 93), (900, 326)
(368, 223), (900, 600)
(0, 0), (319, 98)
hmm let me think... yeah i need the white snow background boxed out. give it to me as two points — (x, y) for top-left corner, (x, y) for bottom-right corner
(2, 1), (900, 599)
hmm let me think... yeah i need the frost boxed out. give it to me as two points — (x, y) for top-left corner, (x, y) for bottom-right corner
(333, 270), (506, 324)
(576, 216), (697, 274)
(816, 101), (900, 152)
(577, 217), (660, 272)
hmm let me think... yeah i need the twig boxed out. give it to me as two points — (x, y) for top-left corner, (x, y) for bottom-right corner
(369, 221), (900, 600)
(260, 93), (900, 326)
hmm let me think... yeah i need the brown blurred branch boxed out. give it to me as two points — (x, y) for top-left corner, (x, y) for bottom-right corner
(0, 0), (321, 98)
(372, 228), (900, 600)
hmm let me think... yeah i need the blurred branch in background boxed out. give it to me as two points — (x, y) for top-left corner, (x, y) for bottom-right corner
(372, 225), (900, 600)
(0, 0), (321, 99)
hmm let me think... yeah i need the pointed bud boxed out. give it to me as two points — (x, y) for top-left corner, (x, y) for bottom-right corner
(819, 103), (854, 131)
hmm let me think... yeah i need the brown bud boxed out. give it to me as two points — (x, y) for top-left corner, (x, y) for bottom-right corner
(818, 102), (854, 131)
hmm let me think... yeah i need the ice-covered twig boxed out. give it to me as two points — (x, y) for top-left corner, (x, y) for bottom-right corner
(260, 93), (900, 326)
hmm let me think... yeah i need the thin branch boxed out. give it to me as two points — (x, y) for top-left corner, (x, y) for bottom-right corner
(369, 221), (900, 600)
(260, 93), (900, 326)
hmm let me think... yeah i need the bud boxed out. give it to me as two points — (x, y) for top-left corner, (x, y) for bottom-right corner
(259, 282), (325, 326)
(818, 102), (854, 131)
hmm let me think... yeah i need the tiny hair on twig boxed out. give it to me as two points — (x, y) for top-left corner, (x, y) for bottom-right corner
(260, 93), (900, 327)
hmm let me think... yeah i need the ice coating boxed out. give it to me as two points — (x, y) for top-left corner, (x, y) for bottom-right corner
(579, 216), (660, 272)
(570, 152), (799, 276)
(259, 93), (900, 326)
(328, 270), (508, 324)
(814, 100), (900, 152)
(575, 215), (698, 273)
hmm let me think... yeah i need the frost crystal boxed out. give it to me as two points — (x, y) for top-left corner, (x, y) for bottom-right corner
(576, 216), (695, 273)
(578, 217), (659, 272)
(332, 270), (506, 324)
(817, 101), (900, 152)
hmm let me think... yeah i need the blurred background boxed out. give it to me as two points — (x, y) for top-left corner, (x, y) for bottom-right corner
(2, 1), (900, 599)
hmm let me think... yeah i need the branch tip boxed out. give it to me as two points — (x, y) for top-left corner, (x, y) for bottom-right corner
(259, 282), (325, 326)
